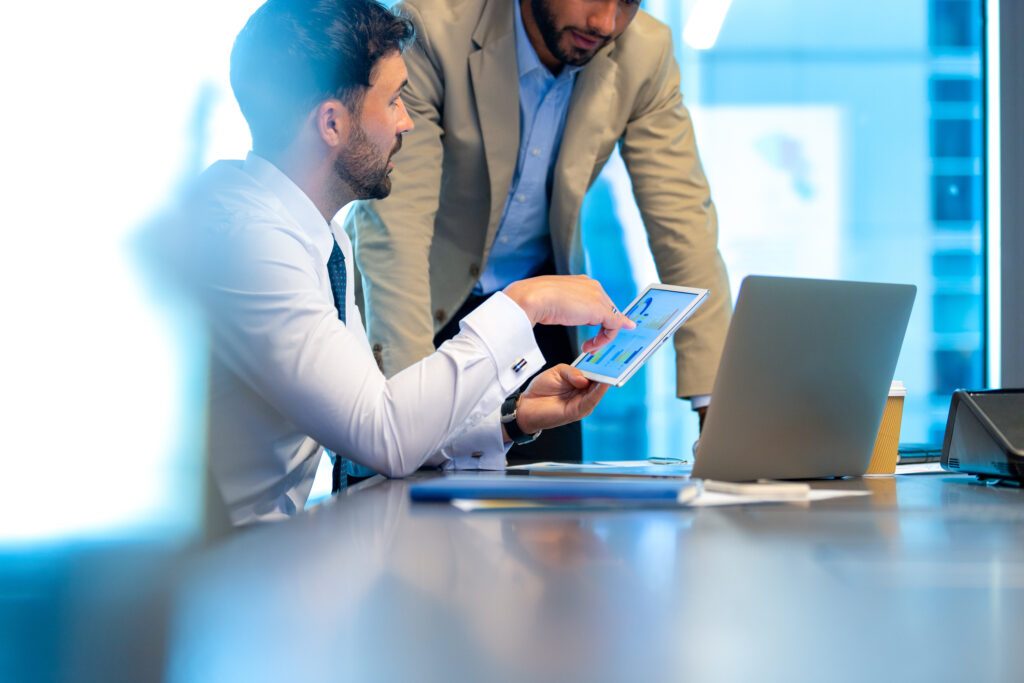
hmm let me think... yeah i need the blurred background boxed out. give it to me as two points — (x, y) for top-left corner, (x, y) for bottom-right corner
(0, 1), (998, 680)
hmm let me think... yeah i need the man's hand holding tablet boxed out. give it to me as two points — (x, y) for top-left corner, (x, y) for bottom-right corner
(498, 275), (638, 442)
(571, 284), (710, 387)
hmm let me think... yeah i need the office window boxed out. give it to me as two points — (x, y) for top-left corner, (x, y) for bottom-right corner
(932, 250), (981, 279)
(580, 0), (986, 460)
(933, 175), (980, 222)
(932, 120), (980, 157)
(930, 0), (983, 48)
(931, 76), (981, 102)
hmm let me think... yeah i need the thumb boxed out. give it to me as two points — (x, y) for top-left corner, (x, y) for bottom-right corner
(577, 381), (610, 416)
(558, 364), (591, 390)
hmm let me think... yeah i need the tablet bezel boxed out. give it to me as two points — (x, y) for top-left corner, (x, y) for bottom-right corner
(571, 283), (709, 387)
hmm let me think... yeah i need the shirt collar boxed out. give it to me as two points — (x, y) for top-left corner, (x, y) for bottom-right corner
(242, 151), (336, 264)
(513, 0), (582, 81)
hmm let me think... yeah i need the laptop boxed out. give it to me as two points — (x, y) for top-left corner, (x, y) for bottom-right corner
(692, 276), (916, 481)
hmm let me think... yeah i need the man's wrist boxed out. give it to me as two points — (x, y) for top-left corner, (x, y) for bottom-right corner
(500, 392), (541, 445)
(684, 395), (711, 433)
(502, 282), (539, 325)
(688, 394), (712, 410)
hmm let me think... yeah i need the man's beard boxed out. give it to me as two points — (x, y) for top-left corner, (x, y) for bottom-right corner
(334, 123), (402, 200)
(530, 0), (610, 67)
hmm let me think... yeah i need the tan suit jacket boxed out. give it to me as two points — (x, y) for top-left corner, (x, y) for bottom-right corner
(345, 0), (731, 397)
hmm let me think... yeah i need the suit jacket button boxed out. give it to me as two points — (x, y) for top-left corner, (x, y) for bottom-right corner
(469, 263), (480, 278)
(434, 308), (446, 323)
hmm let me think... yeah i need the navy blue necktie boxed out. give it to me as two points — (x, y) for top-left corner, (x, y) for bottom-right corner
(327, 239), (347, 324)
(327, 239), (347, 492)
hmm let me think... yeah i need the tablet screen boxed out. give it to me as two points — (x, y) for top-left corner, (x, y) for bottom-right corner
(574, 288), (703, 380)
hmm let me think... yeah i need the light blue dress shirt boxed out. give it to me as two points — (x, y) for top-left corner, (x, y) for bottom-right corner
(474, 0), (583, 295)
(474, 5), (712, 412)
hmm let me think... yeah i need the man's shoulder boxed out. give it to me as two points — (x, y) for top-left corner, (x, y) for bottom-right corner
(150, 160), (311, 289)
(185, 161), (283, 233)
(613, 10), (675, 66)
(164, 160), (302, 265)
(632, 9), (674, 42)
(399, 0), (485, 34)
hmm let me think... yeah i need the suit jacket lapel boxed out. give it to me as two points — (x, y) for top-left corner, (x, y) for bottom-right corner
(469, 0), (519, 248)
(550, 52), (618, 273)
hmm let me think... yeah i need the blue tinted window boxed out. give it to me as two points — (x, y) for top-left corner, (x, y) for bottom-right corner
(929, 0), (982, 48)
(932, 175), (979, 222)
(933, 293), (982, 334)
(932, 251), (981, 279)
(932, 119), (980, 157)
(934, 349), (982, 394)
(580, 0), (985, 458)
(930, 77), (980, 102)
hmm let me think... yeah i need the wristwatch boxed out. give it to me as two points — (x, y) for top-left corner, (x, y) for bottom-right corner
(500, 392), (541, 445)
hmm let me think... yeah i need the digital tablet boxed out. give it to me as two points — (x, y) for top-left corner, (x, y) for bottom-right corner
(571, 283), (709, 387)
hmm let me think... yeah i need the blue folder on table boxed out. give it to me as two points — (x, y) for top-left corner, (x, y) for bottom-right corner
(409, 476), (701, 503)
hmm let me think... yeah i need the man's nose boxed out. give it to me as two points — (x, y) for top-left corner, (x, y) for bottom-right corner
(397, 98), (414, 134)
(587, 0), (617, 37)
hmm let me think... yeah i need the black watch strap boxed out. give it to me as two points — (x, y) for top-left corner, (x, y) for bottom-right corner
(501, 392), (541, 445)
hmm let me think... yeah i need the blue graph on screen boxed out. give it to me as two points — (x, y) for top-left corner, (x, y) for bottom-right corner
(576, 289), (698, 377)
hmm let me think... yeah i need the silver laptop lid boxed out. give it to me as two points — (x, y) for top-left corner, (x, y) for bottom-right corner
(692, 276), (916, 481)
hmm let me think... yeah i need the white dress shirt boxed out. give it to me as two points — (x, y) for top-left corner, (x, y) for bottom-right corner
(172, 153), (544, 525)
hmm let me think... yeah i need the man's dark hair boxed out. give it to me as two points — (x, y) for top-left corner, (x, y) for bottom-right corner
(230, 0), (414, 155)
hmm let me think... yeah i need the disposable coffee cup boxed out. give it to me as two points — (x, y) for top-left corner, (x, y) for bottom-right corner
(865, 381), (906, 475)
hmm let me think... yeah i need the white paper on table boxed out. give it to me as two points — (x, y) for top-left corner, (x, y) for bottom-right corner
(452, 499), (548, 512)
(506, 460), (692, 471)
(594, 459), (692, 468)
(894, 462), (947, 475)
(505, 461), (614, 471)
(449, 488), (871, 512)
(689, 489), (872, 507)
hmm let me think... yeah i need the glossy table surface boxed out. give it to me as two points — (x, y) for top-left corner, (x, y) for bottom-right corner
(167, 472), (1024, 683)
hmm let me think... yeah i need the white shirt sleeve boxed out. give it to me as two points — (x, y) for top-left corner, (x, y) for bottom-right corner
(199, 221), (543, 478)
(689, 394), (711, 410)
(423, 293), (548, 471)
(433, 408), (509, 471)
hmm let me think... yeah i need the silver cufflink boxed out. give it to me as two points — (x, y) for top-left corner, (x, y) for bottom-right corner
(512, 358), (527, 372)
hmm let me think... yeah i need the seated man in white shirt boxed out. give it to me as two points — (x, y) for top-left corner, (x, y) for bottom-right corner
(163, 0), (635, 525)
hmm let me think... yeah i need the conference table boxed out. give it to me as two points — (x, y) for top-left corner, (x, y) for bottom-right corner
(165, 471), (1024, 683)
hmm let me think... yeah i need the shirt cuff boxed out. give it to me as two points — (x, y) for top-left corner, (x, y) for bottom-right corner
(688, 394), (711, 410)
(459, 291), (545, 394)
(440, 408), (510, 471)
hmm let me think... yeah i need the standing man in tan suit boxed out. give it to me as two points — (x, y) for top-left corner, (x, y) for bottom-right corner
(347, 0), (731, 463)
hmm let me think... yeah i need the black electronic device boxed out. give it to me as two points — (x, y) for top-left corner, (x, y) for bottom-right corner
(940, 389), (1024, 482)
(897, 443), (943, 464)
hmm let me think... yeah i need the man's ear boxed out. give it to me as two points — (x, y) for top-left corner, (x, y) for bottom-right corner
(314, 99), (350, 150)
